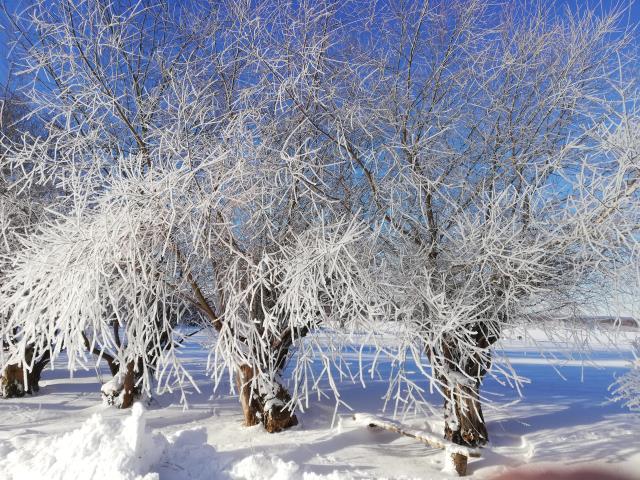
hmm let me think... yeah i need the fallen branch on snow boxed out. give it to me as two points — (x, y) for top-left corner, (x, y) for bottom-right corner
(352, 413), (480, 476)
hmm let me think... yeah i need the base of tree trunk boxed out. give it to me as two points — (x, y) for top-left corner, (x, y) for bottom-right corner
(263, 385), (299, 433)
(1, 349), (50, 398)
(1, 364), (26, 398)
(101, 361), (141, 408)
(237, 365), (298, 433)
(444, 381), (488, 448)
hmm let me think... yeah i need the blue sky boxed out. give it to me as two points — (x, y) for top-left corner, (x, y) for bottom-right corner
(1, 0), (639, 87)
(0, 18), (8, 86)
(0, 0), (28, 87)
(0, 0), (16, 87)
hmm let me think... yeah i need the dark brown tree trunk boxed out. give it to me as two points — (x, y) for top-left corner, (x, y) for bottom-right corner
(236, 364), (298, 433)
(120, 361), (137, 409)
(26, 350), (51, 393)
(1, 348), (50, 398)
(1, 363), (26, 398)
(263, 381), (298, 433)
(237, 364), (260, 427)
(431, 321), (498, 475)
(443, 378), (488, 448)
(442, 375), (488, 475)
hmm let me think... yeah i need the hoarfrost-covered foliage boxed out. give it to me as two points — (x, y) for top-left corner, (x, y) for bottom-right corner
(0, 90), (51, 398)
(613, 339), (640, 412)
(0, 0), (638, 449)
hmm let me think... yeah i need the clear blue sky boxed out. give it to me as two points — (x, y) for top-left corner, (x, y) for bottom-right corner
(1, 0), (639, 88)
(0, 0), (26, 87)
(0, 0), (14, 87)
(0, 15), (8, 87)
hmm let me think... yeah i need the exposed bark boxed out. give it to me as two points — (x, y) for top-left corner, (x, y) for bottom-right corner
(449, 451), (468, 477)
(443, 378), (488, 448)
(101, 360), (142, 408)
(236, 364), (298, 433)
(120, 361), (137, 409)
(237, 364), (261, 427)
(26, 350), (51, 393)
(263, 381), (299, 433)
(434, 321), (498, 452)
(439, 351), (488, 476)
(0, 347), (51, 397)
(1, 363), (26, 398)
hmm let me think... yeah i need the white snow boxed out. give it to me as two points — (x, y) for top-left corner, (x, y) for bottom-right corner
(101, 370), (126, 407)
(0, 403), (164, 480)
(0, 328), (638, 479)
(0, 403), (226, 480)
(230, 454), (299, 480)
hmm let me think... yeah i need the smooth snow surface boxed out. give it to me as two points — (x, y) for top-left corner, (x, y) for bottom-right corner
(0, 328), (638, 479)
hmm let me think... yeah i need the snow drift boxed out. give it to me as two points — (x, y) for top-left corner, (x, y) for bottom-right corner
(0, 403), (354, 480)
(0, 403), (218, 480)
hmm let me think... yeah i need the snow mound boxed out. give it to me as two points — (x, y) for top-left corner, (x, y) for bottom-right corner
(231, 453), (299, 480)
(230, 453), (355, 480)
(157, 428), (219, 479)
(0, 403), (219, 480)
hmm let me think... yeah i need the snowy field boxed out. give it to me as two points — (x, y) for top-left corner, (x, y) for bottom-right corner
(0, 328), (638, 480)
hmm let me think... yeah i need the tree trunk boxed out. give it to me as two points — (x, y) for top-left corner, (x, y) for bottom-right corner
(263, 380), (299, 433)
(444, 378), (488, 444)
(438, 367), (488, 477)
(102, 360), (141, 408)
(25, 350), (51, 393)
(1, 348), (50, 398)
(236, 364), (298, 433)
(237, 364), (261, 427)
(432, 322), (498, 475)
(120, 361), (137, 409)
(1, 363), (26, 398)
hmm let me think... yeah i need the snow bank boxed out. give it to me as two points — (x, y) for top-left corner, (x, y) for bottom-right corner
(0, 403), (218, 480)
(231, 454), (354, 480)
(231, 453), (299, 480)
(0, 404), (351, 480)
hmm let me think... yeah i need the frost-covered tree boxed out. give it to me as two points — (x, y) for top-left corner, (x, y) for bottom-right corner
(356, 5), (639, 464)
(0, 89), (53, 398)
(0, 0), (384, 431)
(1, 0), (638, 457)
(0, 185), (49, 398)
(0, 0), (216, 406)
(249, 0), (639, 467)
(613, 339), (640, 412)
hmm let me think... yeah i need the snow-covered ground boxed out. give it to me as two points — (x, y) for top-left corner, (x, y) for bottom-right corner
(0, 328), (638, 480)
